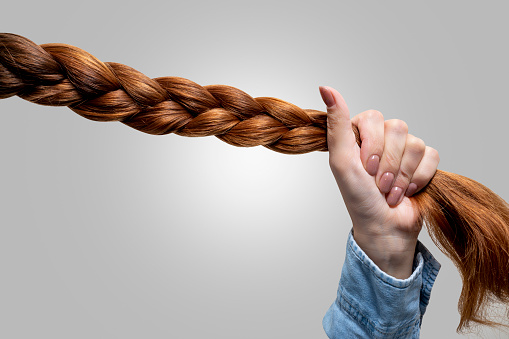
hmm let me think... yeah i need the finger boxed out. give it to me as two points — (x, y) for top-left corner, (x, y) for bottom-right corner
(376, 119), (408, 194)
(351, 110), (385, 176)
(319, 86), (357, 165)
(405, 146), (440, 197)
(386, 134), (426, 206)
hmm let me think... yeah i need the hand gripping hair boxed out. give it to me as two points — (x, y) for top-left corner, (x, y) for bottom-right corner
(1, 33), (508, 332)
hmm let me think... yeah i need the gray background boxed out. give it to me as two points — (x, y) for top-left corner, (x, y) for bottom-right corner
(1, 1), (508, 338)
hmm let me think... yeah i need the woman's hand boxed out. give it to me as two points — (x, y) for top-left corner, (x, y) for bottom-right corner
(319, 86), (440, 279)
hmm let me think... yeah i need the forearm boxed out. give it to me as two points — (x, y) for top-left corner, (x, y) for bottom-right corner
(323, 230), (441, 338)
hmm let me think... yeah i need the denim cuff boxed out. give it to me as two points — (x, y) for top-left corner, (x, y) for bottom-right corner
(335, 229), (441, 337)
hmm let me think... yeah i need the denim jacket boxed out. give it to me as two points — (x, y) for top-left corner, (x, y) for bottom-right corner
(323, 230), (441, 338)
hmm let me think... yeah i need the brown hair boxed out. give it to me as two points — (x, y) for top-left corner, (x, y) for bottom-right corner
(1, 33), (508, 332)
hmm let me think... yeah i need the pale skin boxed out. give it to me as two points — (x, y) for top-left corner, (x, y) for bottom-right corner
(319, 86), (440, 279)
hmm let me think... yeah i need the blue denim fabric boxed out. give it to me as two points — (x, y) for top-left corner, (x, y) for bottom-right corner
(323, 230), (441, 338)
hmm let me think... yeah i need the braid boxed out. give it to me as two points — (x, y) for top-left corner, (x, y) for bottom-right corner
(0, 33), (328, 154)
(1, 33), (508, 332)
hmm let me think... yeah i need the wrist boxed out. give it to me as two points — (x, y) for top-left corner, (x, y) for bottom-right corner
(352, 228), (418, 279)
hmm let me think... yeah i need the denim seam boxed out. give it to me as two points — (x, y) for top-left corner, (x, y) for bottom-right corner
(336, 290), (419, 338)
(420, 264), (439, 309)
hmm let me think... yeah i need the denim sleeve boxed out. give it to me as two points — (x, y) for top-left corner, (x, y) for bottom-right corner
(323, 230), (441, 339)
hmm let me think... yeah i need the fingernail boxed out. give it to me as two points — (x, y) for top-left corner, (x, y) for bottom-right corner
(379, 172), (394, 193)
(366, 155), (380, 176)
(387, 186), (404, 206)
(405, 183), (418, 197)
(319, 86), (336, 108)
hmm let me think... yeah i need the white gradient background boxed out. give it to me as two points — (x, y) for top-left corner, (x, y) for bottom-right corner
(1, 1), (508, 338)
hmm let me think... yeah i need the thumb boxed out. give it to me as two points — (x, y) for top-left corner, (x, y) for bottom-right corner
(319, 86), (357, 157)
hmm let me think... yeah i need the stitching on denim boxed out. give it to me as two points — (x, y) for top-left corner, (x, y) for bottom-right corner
(420, 259), (440, 312)
(337, 287), (420, 338)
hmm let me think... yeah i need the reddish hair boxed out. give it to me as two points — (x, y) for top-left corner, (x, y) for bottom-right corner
(1, 33), (508, 332)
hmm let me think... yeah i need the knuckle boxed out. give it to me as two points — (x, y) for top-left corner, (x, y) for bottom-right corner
(326, 126), (336, 141)
(383, 150), (399, 170)
(398, 167), (413, 183)
(364, 109), (384, 121)
(427, 146), (440, 163)
(327, 114), (340, 131)
(407, 135), (426, 153)
(386, 119), (408, 134)
(356, 109), (383, 124)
